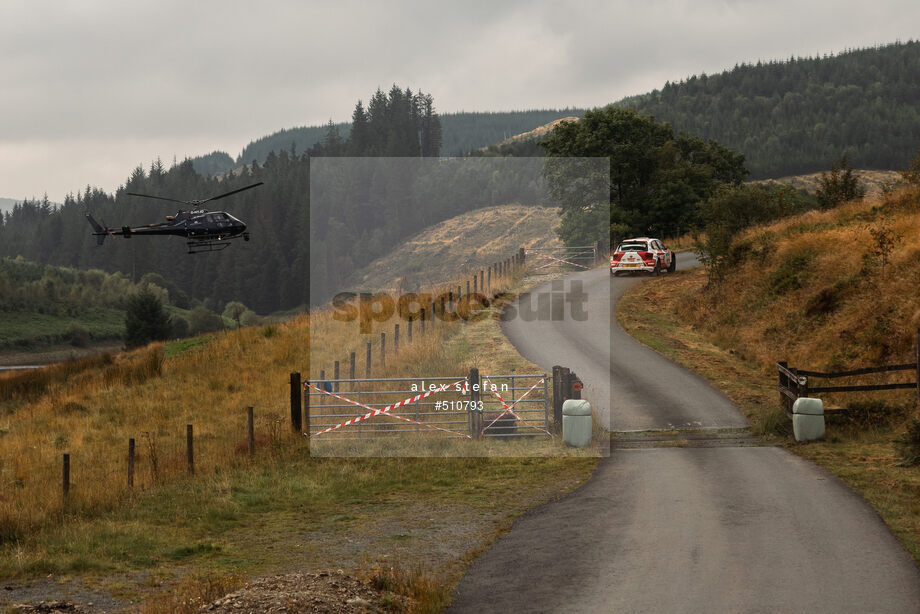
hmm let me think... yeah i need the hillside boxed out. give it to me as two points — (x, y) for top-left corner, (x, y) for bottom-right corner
(494, 116), (579, 147)
(190, 109), (587, 175)
(347, 204), (561, 292)
(0, 217), (594, 606)
(614, 41), (920, 178)
(751, 169), (901, 196)
(616, 186), (920, 560)
(0, 198), (18, 215)
(680, 187), (920, 371)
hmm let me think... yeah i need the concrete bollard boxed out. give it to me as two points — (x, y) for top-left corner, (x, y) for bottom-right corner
(562, 399), (592, 447)
(792, 397), (825, 442)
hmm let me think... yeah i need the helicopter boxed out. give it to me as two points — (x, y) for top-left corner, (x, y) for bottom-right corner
(85, 181), (263, 254)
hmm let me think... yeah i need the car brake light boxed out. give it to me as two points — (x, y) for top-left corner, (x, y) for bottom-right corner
(611, 253), (623, 263)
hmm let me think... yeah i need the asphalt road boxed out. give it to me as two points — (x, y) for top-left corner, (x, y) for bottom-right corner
(449, 253), (920, 613)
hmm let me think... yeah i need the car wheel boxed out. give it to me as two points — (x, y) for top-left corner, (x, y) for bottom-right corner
(652, 260), (660, 276)
(667, 254), (676, 272)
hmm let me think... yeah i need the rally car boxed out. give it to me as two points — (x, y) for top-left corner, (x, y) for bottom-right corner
(610, 237), (676, 276)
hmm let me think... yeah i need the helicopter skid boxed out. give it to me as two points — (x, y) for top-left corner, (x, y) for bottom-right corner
(187, 240), (232, 254)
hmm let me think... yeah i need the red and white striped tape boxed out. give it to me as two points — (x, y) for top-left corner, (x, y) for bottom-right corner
(525, 250), (590, 270)
(306, 379), (470, 438)
(481, 377), (552, 436)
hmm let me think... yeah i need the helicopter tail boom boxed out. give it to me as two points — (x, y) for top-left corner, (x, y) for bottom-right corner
(85, 214), (110, 245)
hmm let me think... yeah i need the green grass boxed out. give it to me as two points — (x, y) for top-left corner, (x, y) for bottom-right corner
(0, 308), (124, 350)
(0, 442), (596, 599)
(164, 336), (212, 358)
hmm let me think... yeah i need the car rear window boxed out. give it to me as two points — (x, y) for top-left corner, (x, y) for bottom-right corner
(617, 242), (647, 252)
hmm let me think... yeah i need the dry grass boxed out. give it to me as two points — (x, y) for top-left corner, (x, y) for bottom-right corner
(617, 186), (920, 562)
(0, 206), (603, 613)
(347, 204), (561, 293)
(750, 169), (902, 197)
(0, 319), (313, 544)
(0, 233), (579, 554)
(495, 117), (580, 147)
(136, 571), (245, 614)
(677, 186), (920, 373)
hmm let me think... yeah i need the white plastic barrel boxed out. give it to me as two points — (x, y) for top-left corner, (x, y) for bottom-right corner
(562, 399), (592, 447)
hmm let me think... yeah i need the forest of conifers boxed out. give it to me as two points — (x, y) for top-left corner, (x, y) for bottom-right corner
(616, 41), (920, 178)
(190, 108), (586, 176)
(3, 42), (919, 316)
(0, 86), (552, 314)
(193, 41), (920, 181)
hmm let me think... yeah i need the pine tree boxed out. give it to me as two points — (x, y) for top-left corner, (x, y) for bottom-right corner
(124, 289), (171, 348)
(816, 155), (865, 208)
(349, 100), (369, 155)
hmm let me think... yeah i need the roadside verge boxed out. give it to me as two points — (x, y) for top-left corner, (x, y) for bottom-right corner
(616, 266), (920, 565)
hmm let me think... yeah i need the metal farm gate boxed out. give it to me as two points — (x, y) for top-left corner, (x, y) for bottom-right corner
(303, 369), (551, 440)
(525, 243), (603, 273)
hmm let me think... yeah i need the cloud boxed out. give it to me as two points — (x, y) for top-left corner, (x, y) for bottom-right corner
(0, 0), (918, 200)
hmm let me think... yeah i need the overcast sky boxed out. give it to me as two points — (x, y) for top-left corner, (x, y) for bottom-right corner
(1, 0), (918, 203)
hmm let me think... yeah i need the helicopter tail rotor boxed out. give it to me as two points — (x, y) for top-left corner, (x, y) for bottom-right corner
(85, 214), (110, 246)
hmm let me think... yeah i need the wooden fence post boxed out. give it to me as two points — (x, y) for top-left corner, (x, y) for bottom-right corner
(469, 367), (481, 439)
(421, 309), (426, 335)
(568, 371), (582, 400)
(916, 329), (920, 401)
(467, 279), (471, 297)
(380, 332), (386, 368)
(778, 361), (789, 415)
(186, 424), (194, 475)
(790, 366), (802, 411)
(333, 361), (340, 392)
(290, 372), (302, 431)
(473, 275), (477, 294)
(62, 453), (70, 500)
(128, 438), (135, 487)
(247, 407), (255, 456)
(798, 368), (808, 400)
(349, 352), (356, 381)
(552, 365), (569, 434)
(551, 366), (563, 434)
(395, 324), (400, 354)
(366, 342), (372, 377)
(408, 317), (413, 342)
(487, 267), (492, 294)
(304, 384), (311, 441)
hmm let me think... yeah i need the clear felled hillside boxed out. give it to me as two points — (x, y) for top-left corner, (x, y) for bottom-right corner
(346, 204), (561, 293)
(750, 169), (901, 197)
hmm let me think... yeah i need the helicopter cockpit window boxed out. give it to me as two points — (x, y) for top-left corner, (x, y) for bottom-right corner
(202, 213), (230, 227)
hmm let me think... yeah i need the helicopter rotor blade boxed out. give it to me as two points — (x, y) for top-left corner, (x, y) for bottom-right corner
(198, 181), (264, 204)
(124, 192), (190, 205)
